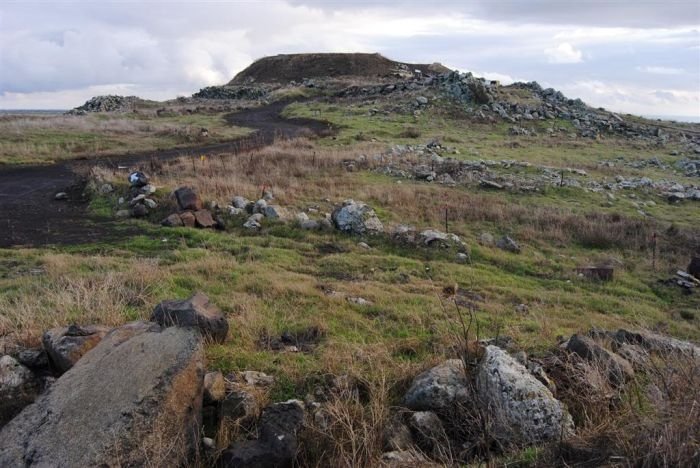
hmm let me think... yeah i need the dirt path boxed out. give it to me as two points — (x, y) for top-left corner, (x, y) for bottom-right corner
(0, 100), (331, 248)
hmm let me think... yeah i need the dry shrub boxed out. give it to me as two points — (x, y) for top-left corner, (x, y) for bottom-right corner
(542, 348), (700, 467)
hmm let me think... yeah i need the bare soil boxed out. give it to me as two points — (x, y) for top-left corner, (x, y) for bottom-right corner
(0, 101), (331, 248)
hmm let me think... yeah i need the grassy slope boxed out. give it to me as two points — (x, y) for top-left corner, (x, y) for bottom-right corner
(1, 98), (698, 401)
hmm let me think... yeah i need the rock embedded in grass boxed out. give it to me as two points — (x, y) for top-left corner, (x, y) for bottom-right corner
(403, 359), (468, 411)
(477, 345), (574, 445)
(331, 199), (384, 235)
(174, 186), (202, 211)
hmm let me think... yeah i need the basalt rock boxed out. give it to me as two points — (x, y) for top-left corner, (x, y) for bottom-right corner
(151, 292), (229, 343)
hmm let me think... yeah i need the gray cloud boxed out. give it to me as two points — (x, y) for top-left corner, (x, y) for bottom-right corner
(0, 0), (698, 117)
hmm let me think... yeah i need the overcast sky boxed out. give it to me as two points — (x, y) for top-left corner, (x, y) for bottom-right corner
(1, 0), (699, 119)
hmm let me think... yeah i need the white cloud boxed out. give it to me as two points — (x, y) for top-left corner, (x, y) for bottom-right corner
(544, 43), (583, 63)
(636, 65), (685, 75)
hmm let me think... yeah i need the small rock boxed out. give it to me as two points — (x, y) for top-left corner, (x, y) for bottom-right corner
(496, 235), (521, 253)
(403, 359), (468, 411)
(455, 252), (469, 263)
(151, 293), (229, 343)
(566, 334), (634, 386)
(180, 211), (196, 227)
(347, 296), (373, 306)
(54, 192), (68, 201)
(128, 171), (149, 187)
(162, 213), (184, 227)
(42, 325), (111, 374)
(358, 242), (371, 250)
(174, 187), (202, 211)
(115, 209), (131, 219)
(232, 196), (249, 209)
(193, 210), (216, 228)
(143, 198), (157, 209)
(131, 204), (148, 218)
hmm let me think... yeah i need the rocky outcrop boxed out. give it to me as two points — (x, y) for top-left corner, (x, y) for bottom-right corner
(331, 199), (384, 235)
(0, 356), (40, 427)
(477, 346), (574, 444)
(42, 324), (110, 374)
(220, 400), (305, 467)
(0, 321), (205, 467)
(151, 292), (229, 343)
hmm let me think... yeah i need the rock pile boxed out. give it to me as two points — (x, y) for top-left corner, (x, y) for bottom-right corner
(67, 95), (144, 114)
(161, 187), (219, 229)
(193, 85), (269, 100)
(117, 171), (160, 219)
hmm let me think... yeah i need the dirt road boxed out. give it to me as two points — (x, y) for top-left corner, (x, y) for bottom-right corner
(0, 101), (330, 248)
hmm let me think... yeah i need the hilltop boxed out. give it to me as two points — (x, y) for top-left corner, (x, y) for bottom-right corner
(229, 52), (451, 84)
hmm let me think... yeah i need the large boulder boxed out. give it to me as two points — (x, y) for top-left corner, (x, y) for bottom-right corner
(0, 322), (205, 467)
(612, 329), (700, 358)
(220, 400), (305, 468)
(331, 199), (384, 235)
(42, 324), (111, 374)
(0, 356), (40, 427)
(194, 209), (216, 228)
(151, 292), (229, 343)
(403, 359), (468, 411)
(418, 229), (464, 249)
(174, 187), (203, 211)
(477, 346), (574, 445)
(566, 334), (634, 385)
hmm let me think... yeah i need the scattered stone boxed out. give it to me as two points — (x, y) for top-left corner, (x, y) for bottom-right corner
(0, 323), (204, 467)
(263, 205), (289, 220)
(478, 232), (495, 246)
(0, 355), (40, 427)
(418, 229), (464, 248)
(42, 324), (111, 374)
(220, 400), (305, 468)
(54, 192), (68, 201)
(253, 199), (268, 214)
(403, 359), (468, 411)
(477, 345), (574, 444)
(416, 96), (429, 105)
(480, 179), (504, 190)
(174, 187), (202, 211)
(139, 184), (156, 195)
(496, 236), (521, 253)
(241, 370), (275, 387)
(358, 242), (371, 250)
(143, 198), (157, 209)
(331, 199), (384, 234)
(151, 292), (229, 343)
(115, 209), (131, 219)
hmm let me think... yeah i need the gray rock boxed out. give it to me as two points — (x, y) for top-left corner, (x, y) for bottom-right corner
(42, 324), (111, 374)
(151, 292), (229, 344)
(54, 192), (68, 201)
(0, 322), (205, 467)
(612, 329), (700, 357)
(300, 219), (320, 230)
(0, 355), (40, 427)
(220, 400), (305, 468)
(403, 359), (468, 411)
(418, 229), (463, 248)
(143, 198), (157, 209)
(253, 199), (268, 214)
(496, 236), (521, 253)
(232, 196), (249, 209)
(383, 413), (413, 451)
(221, 386), (259, 422)
(331, 199), (384, 234)
(115, 209), (131, 219)
(455, 252), (469, 263)
(263, 205), (289, 220)
(128, 171), (149, 188)
(477, 346), (574, 444)
(416, 96), (429, 105)
(409, 411), (448, 457)
(16, 349), (48, 370)
(566, 334), (634, 385)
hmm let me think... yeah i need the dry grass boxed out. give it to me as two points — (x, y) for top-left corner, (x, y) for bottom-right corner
(0, 254), (162, 346)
